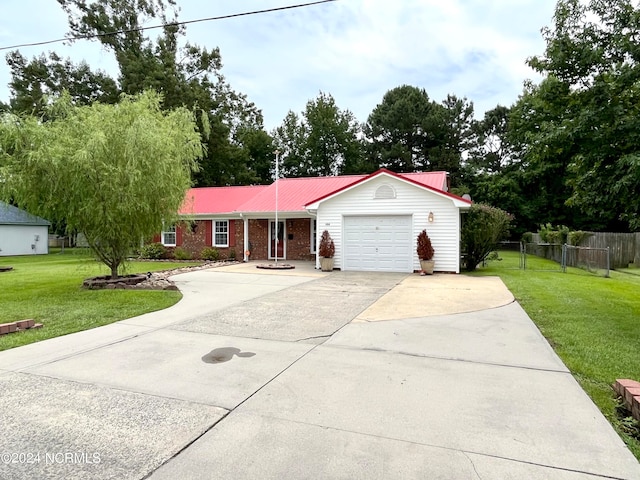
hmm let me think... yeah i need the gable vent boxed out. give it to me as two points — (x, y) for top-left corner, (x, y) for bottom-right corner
(374, 184), (396, 199)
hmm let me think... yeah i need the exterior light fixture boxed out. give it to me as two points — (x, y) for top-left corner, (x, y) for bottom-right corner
(428, 211), (434, 223)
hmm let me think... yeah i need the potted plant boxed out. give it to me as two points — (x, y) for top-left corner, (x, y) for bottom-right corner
(319, 230), (335, 271)
(417, 229), (435, 275)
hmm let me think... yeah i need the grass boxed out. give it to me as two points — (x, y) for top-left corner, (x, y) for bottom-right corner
(469, 251), (640, 460)
(618, 266), (640, 277)
(0, 249), (202, 351)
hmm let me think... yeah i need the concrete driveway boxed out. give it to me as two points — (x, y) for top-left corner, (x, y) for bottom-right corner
(0, 263), (639, 479)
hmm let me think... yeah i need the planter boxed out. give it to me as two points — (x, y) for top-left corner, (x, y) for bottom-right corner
(420, 259), (435, 275)
(320, 257), (335, 272)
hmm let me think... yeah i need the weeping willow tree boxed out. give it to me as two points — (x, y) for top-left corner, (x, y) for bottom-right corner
(0, 90), (202, 278)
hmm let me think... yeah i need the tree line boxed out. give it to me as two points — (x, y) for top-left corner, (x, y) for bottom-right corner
(1, 0), (639, 234)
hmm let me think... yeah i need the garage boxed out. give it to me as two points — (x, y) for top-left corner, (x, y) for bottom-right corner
(0, 201), (50, 256)
(343, 215), (413, 272)
(305, 170), (472, 273)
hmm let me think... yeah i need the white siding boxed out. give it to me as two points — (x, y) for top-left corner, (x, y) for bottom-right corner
(315, 176), (462, 273)
(0, 225), (49, 256)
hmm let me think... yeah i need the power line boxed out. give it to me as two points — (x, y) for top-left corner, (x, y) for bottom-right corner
(0, 0), (337, 52)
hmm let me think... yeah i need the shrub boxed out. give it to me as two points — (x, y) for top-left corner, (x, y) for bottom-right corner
(319, 230), (335, 258)
(228, 249), (236, 260)
(174, 247), (191, 260)
(538, 223), (553, 243)
(140, 242), (166, 260)
(521, 232), (533, 244)
(416, 229), (434, 260)
(539, 223), (570, 244)
(546, 230), (561, 244)
(201, 247), (220, 261)
(461, 204), (513, 272)
(568, 230), (592, 246)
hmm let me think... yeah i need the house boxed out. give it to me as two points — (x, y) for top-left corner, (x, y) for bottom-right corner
(159, 169), (472, 273)
(0, 201), (50, 256)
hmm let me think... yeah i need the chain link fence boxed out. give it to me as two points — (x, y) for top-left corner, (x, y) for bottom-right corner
(493, 242), (610, 276)
(562, 244), (610, 277)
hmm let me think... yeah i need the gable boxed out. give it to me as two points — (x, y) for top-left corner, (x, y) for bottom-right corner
(305, 170), (470, 210)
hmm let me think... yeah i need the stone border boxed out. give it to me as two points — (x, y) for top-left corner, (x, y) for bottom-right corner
(83, 274), (148, 290)
(114, 260), (240, 290)
(256, 263), (296, 270)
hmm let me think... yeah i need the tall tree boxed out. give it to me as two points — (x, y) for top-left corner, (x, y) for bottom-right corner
(431, 94), (475, 182)
(274, 92), (363, 177)
(526, 0), (640, 230)
(0, 91), (201, 279)
(235, 127), (276, 184)
(467, 105), (513, 176)
(274, 111), (307, 177)
(463, 105), (529, 235)
(365, 85), (438, 173)
(6, 51), (119, 116)
(6, 0), (268, 187)
(364, 85), (469, 182)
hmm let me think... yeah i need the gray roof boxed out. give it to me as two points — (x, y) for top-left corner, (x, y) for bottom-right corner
(0, 201), (51, 226)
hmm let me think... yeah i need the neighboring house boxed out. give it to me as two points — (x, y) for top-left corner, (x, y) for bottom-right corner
(0, 202), (50, 256)
(158, 169), (472, 273)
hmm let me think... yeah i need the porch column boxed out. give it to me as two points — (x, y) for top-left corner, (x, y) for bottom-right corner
(243, 215), (249, 262)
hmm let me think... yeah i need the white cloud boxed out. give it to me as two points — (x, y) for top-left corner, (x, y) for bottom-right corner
(0, 0), (557, 128)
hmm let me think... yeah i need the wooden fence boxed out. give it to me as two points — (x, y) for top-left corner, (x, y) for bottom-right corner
(529, 232), (639, 269)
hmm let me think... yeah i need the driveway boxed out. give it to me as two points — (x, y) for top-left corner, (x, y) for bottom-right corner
(0, 263), (638, 480)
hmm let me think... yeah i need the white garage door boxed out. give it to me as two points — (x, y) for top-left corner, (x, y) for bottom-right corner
(343, 216), (413, 272)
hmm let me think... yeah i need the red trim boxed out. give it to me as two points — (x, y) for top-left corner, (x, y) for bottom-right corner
(229, 220), (236, 247)
(303, 168), (472, 207)
(205, 220), (212, 246)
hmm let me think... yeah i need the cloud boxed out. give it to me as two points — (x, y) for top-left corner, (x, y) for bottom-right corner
(0, 0), (556, 128)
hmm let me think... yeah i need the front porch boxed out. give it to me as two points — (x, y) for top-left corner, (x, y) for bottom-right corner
(174, 217), (316, 262)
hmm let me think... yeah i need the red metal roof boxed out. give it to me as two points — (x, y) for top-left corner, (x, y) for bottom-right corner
(180, 185), (268, 215)
(181, 170), (466, 215)
(235, 175), (366, 213)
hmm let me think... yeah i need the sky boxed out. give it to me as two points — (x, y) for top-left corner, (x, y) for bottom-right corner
(0, 0), (558, 131)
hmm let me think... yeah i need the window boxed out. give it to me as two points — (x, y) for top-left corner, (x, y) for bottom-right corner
(310, 219), (317, 253)
(162, 225), (176, 246)
(214, 220), (229, 247)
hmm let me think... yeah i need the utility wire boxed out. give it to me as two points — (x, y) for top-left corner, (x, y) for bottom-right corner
(0, 0), (337, 52)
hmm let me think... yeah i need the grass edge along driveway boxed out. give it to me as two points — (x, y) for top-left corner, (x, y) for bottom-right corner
(0, 249), (202, 351)
(469, 251), (640, 461)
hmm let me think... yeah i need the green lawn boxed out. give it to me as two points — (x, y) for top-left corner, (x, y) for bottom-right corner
(0, 249), (202, 351)
(469, 251), (640, 459)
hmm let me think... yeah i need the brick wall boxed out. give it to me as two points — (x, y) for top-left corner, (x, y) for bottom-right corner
(203, 219), (242, 260)
(247, 219), (269, 260)
(286, 218), (314, 260)
(175, 220), (242, 260)
(181, 221), (207, 257)
(244, 218), (313, 261)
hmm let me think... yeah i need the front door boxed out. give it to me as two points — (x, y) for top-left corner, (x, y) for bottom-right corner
(269, 221), (285, 259)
